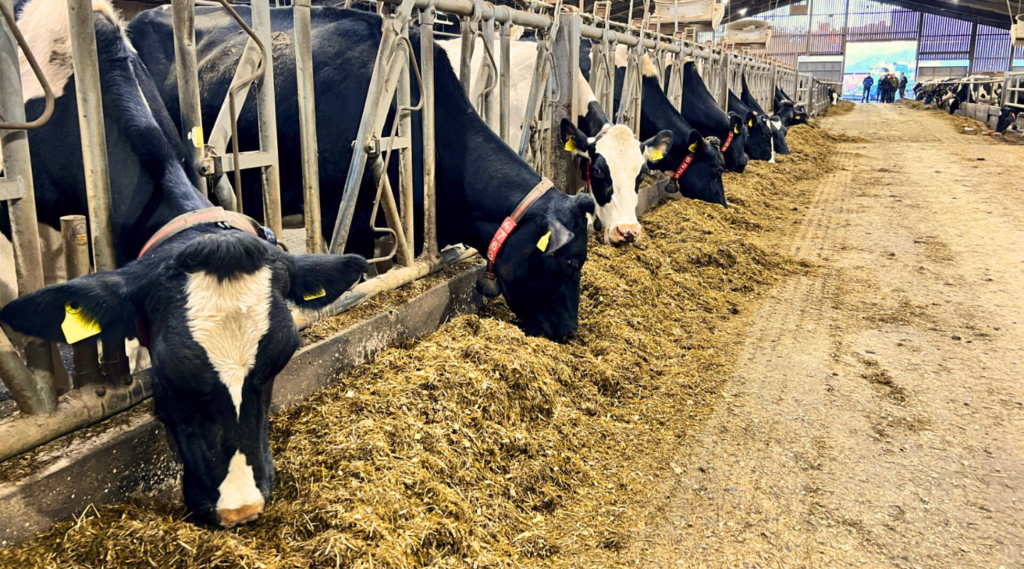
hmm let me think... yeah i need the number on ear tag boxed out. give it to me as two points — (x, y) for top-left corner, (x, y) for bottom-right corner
(648, 148), (664, 162)
(303, 287), (327, 301)
(688, 142), (698, 153)
(61, 303), (101, 345)
(564, 137), (577, 152)
(537, 231), (552, 252)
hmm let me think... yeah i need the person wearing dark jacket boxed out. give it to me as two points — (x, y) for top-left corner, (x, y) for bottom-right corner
(879, 75), (890, 103)
(862, 75), (874, 103)
(899, 73), (908, 100)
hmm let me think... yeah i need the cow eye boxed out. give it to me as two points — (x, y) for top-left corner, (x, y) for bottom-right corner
(564, 258), (580, 273)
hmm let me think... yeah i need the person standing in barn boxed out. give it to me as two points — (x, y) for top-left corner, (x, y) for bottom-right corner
(878, 74), (890, 103)
(899, 72), (908, 100)
(862, 74), (874, 103)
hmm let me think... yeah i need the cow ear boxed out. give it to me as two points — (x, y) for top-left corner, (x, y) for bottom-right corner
(729, 113), (744, 134)
(559, 119), (591, 156)
(0, 269), (140, 345)
(542, 217), (575, 256)
(641, 130), (674, 163)
(572, 191), (596, 217)
(286, 254), (368, 309)
(686, 130), (703, 154)
(746, 111), (757, 128)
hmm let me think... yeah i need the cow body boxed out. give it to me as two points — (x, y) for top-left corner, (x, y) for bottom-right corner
(130, 7), (595, 340)
(741, 77), (789, 155)
(438, 38), (672, 245)
(678, 61), (749, 173)
(1, 0), (366, 528)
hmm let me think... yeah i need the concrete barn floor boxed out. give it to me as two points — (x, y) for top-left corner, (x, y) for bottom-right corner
(619, 104), (1024, 568)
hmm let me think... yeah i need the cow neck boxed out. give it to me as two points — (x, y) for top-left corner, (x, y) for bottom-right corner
(680, 65), (731, 136)
(433, 80), (556, 254)
(639, 75), (697, 171)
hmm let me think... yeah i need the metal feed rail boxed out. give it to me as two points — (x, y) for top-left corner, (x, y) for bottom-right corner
(0, 0), (817, 462)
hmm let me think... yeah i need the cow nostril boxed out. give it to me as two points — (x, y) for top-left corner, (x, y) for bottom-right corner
(218, 503), (264, 529)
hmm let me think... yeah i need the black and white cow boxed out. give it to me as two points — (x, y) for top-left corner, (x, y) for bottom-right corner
(828, 87), (839, 106)
(611, 50), (727, 206)
(130, 7), (595, 341)
(0, 0), (367, 528)
(438, 38), (673, 245)
(678, 60), (750, 173)
(728, 91), (776, 162)
(741, 76), (790, 155)
(774, 85), (808, 126)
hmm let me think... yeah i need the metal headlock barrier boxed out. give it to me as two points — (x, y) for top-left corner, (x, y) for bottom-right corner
(1003, 72), (1024, 110)
(0, 0), (831, 462)
(810, 79), (841, 117)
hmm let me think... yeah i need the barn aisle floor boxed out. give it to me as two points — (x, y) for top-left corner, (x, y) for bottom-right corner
(625, 104), (1024, 568)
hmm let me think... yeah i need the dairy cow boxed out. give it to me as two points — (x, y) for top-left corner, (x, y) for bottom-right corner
(741, 76), (790, 155)
(439, 38), (673, 245)
(774, 85), (808, 126)
(0, 0), (367, 528)
(130, 7), (595, 341)
(728, 91), (776, 162)
(678, 60), (750, 173)
(611, 49), (727, 206)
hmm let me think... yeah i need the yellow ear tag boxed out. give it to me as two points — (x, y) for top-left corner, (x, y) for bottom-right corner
(564, 138), (577, 152)
(61, 303), (101, 345)
(688, 142), (698, 153)
(303, 287), (327, 301)
(748, 119), (754, 127)
(536, 231), (552, 252)
(648, 148), (664, 162)
(734, 125), (741, 134)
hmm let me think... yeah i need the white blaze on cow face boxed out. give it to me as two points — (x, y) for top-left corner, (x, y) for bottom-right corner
(592, 125), (645, 243)
(184, 267), (273, 419)
(216, 450), (265, 525)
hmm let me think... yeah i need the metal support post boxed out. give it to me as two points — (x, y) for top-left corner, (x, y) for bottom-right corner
(396, 17), (414, 264)
(481, 16), (499, 132)
(419, 1), (438, 259)
(719, 52), (730, 111)
(251, 0), (283, 238)
(293, 0), (324, 253)
(499, 21), (512, 144)
(61, 216), (101, 388)
(171, 0), (206, 197)
(459, 16), (475, 94)
(549, 13), (580, 193)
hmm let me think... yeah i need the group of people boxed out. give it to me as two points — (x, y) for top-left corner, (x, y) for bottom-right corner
(861, 72), (908, 103)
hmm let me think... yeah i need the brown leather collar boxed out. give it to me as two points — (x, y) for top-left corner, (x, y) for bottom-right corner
(138, 207), (261, 259)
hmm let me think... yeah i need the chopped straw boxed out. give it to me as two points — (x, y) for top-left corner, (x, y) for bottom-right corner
(0, 123), (846, 569)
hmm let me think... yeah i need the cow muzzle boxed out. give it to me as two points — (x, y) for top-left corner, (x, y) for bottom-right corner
(610, 224), (642, 245)
(218, 502), (264, 529)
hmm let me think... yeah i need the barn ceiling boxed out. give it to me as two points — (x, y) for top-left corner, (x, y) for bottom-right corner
(584, 0), (1019, 31)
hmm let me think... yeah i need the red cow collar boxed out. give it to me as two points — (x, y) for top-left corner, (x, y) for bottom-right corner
(484, 178), (555, 282)
(137, 206), (261, 259)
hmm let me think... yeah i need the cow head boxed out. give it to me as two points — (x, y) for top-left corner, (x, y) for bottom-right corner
(743, 112), (774, 161)
(790, 104), (809, 126)
(655, 129), (727, 207)
(560, 120), (672, 246)
(0, 228), (367, 528)
(769, 116), (791, 155)
(480, 191), (595, 341)
(997, 107), (1018, 133)
(724, 112), (750, 173)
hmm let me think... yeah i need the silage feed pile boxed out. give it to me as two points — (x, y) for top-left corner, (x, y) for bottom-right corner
(1, 124), (844, 569)
(819, 99), (855, 117)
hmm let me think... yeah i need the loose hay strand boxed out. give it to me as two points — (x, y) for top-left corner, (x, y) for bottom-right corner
(0, 123), (847, 569)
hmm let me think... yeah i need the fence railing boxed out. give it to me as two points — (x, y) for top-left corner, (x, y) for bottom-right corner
(0, 0), (832, 461)
(1003, 72), (1024, 110)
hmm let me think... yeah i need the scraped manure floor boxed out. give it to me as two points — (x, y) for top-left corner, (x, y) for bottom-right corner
(2, 124), (845, 568)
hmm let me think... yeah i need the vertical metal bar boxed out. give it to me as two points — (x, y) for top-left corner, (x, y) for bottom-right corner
(370, 157), (412, 266)
(0, 0), (56, 414)
(419, 3), (438, 259)
(481, 16), (498, 132)
(459, 17), (474, 94)
(967, 22), (978, 75)
(396, 20), (414, 265)
(549, 13), (580, 194)
(171, 0), (206, 197)
(500, 21), (511, 144)
(720, 52), (730, 111)
(61, 216), (101, 388)
(293, 0), (324, 254)
(250, 0), (283, 238)
(66, 0), (130, 385)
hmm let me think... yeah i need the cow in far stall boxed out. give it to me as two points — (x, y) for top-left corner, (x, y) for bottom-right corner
(774, 85), (809, 126)
(1, 0), (367, 528)
(828, 87), (840, 106)
(728, 91), (776, 163)
(678, 60), (751, 173)
(131, 7), (596, 341)
(611, 47), (728, 206)
(438, 37), (673, 246)
(742, 76), (790, 155)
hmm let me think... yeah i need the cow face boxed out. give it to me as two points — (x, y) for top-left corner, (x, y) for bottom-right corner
(486, 192), (595, 341)
(655, 130), (727, 207)
(0, 229), (367, 528)
(790, 104), (809, 126)
(769, 116), (791, 155)
(743, 112), (774, 161)
(560, 121), (672, 246)
(997, 107), (1018, 133)
(724, 112), (750, 173)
